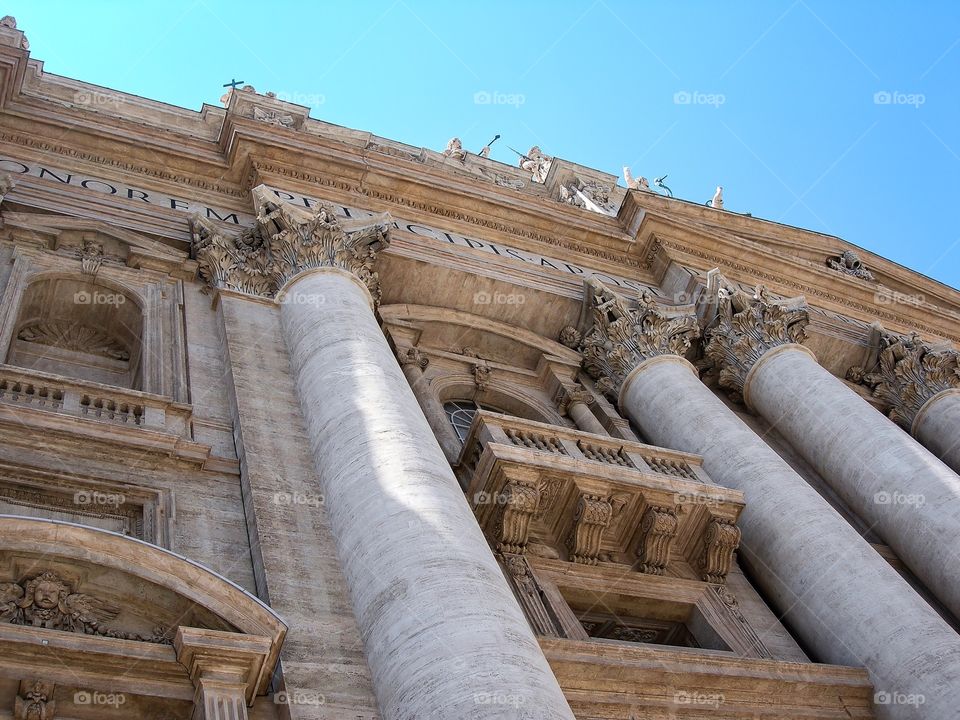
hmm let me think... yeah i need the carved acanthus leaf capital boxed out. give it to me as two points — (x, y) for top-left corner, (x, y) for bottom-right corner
(703, 275), (809, 394)
(190, 185), (391, 303)
(398, 346), (429, 370)
(577, 280), (700, 396)
(868, 331), (960, 429)
(557, 385), (594, 415)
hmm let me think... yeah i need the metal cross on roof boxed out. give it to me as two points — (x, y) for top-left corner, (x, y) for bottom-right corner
(222, 78), (245, 89)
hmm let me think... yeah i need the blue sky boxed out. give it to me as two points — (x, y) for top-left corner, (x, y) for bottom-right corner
(11, 1), (960, 289)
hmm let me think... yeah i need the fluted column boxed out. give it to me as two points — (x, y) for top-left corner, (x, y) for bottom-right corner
(557, 385), (608, 435)
(192, 188), (574, 720)
(397, 345), (462, 463)
(572, 279), (960, 720)
(704, 277), (960, 619)
(867, 332), (960, 473)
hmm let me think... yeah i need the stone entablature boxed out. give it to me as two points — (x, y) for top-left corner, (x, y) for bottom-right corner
(460, 410), (744, 583)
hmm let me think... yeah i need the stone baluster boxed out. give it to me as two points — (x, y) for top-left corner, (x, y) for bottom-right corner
(865, 331), (960, 473)
(570, 278), (960, 720)
(557, 384), (608, 435)
(703, 275), (960, 620)
(192, 188), (575, 720)
(397, 345), (462, 463)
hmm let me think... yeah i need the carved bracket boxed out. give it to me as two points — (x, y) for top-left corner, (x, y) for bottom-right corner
(699, 518), (741, 584)
(566, 494), (612, 564)
(494, 479), (540, 555)
(636, 505), (679, 576)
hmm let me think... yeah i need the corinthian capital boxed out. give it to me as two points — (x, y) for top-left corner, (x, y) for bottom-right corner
(703, 274), (809, 394)
(190, 185), (391, 303)
(576, 280), (700, 395)
(868, 331), (960, 429)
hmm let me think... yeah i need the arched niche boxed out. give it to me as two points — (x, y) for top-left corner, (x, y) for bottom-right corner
(6, 275), (143, 389)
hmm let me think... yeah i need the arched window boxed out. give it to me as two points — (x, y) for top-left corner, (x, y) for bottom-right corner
(444, 400), (509, 443)
(6, 277), (143, 389)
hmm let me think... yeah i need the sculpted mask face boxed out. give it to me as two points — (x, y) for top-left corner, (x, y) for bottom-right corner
(33, 580), (61, 609)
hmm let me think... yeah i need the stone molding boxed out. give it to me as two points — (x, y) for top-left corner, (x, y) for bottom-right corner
(190, 184), (391, 303)
(863, 331), (960, 430)
(573, 279), (699, 397)
(703, 273), (809, 396)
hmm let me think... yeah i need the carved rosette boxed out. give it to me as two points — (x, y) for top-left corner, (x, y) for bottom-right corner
(636, 505), (678, 576)
(577, 280), (700, 397)
(190, 185), (391, 304)
(703, 278), (809, 395)
(566, 494), (612, 565)
(867, 331), (960, 429)
(699, 518), (741, 584)
(494, 480), (541, 555)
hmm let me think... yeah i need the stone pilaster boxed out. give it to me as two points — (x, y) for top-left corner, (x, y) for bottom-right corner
(866, 331), (960, 472)
(397, 345), (462, 463)
(192, 189), (575, 720)
(702, 277), (809, 398)
(573, 280), (960, 718)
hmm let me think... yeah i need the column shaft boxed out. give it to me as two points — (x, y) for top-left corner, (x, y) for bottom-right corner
(280, 270), (574, 720)
(913, 390), (960, 474)
(621, 355), (960, 720)
(399, 353), (462, 463)
(567, 400), (608, 435)
(746, 345), (960, 618)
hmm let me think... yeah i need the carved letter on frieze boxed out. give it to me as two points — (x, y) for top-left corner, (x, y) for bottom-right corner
(494, 480), (540, 555)
(190, 185), (391, 303)
(703, 275), (809, 396)
(566, 494), (612, 565)
(636, 505), (678, 576)
(866, 331), (960, 429)
(700, 518), (741, 584)
(576, 280), (700, 397)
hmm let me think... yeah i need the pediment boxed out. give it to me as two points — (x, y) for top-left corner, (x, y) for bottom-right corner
(2, 211), (197, 278)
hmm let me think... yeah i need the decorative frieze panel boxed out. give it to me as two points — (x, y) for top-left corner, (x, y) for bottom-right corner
(857, 331), (960, 429)
(191, 185), (392, 303)
(703, 274), (809, 395)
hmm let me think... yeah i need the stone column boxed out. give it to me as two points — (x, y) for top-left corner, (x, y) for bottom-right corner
(557, 385), (608, 435)
(397, 345), (462, 463)
(573, 279), (960, 720)
(193, 188), (574, 720)
(703, 278), (960, 619)
(866, 332), (960, 473)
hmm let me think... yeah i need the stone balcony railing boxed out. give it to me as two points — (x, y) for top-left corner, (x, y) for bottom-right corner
(0, 364), (231, 471)
(458, 411), (745, 583)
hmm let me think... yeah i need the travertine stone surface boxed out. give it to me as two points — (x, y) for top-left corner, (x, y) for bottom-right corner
(218, 294), (379, 719)
(280, 269), (575, 720)
(913, 390), (960, 474)
(745, 345), (960, 619)
(621, 355), (960, 720)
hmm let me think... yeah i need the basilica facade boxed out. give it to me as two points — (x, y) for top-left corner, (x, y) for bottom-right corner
(0, 16), (959, 720)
